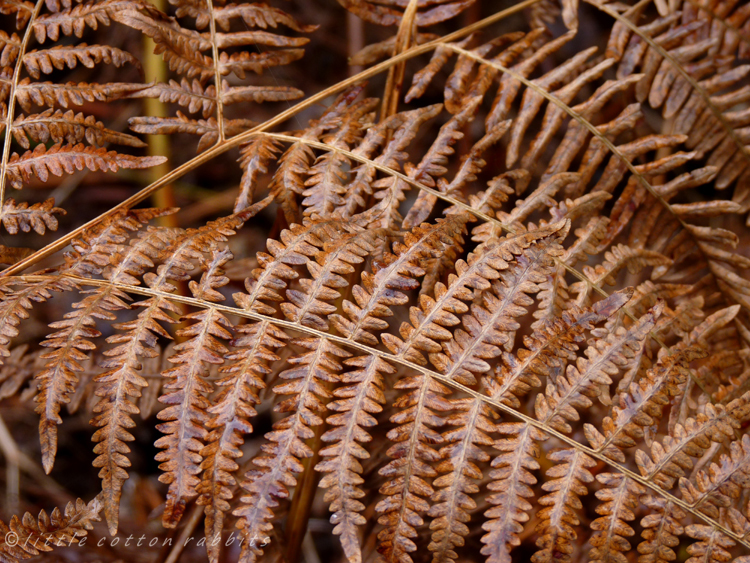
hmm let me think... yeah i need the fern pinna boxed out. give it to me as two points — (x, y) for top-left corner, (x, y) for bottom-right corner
(1, 0), (750, 562)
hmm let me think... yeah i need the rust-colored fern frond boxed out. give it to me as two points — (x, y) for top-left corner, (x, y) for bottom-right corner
(0, 0), (163, 258)
(119, 0), (316, 161)
(2, 2), (750, 563)
(0, 497), (101, 563)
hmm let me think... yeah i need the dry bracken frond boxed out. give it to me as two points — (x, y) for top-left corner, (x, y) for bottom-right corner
(1, 2), (750, 563)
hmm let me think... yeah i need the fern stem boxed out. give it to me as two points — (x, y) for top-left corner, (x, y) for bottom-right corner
(162, 502), (204, 563)
(206, 0), (225, 142)
(380, 0), (419, 120)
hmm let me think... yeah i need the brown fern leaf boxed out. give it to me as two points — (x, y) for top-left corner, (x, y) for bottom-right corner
(481, 422), (545, 563)
(479, 292), (631, 563)
(177, 1), (317, 32)
(35, 221), (177, 475)
(0, 497), (101, 563)
(375, 370), (452, 563)
(585, 347), (707, 463)
(378, 102), (481, 231)
(684, 508), (749, 563)
(90, 227), (180, 534)
(0, 1), (32, 30)
(12, 109), (146, 149)
(635, 494), (685, 563)
(234, 220), (344, 315)
(129, 112), (256, 152)
(336, 0), (475, 27)
(0, 30), (20, 67)
(5, 143), (166, 190)
(635, 402), (744, 493)
(330, 216), (464, 346)
(678, 434), (750, 519)
(532, 448), (597, 563)
(0, 197), (63, 234)
(351, 32), (440, 66)
(63, 207), (173, 277)
(532, 217), (608, 329)
(230, 217), (386, 560)
(269, 87), (366, 223)
(32, 0), (158, 43)
(113, 9), (214, 79)
(427, 398), (495, 563)
(492, 289), (634, 410)
(197, 320), (289, 563)
(236, 135), (282, 211)
(401, 99), (482, 229)
(156, 249), (234, 528)
(131, 78), (219, 118)
(0, 277), (75, 365)
(15, 80), (145, 111)
(587, 472), (644, 563)
(302, 97), (378, 220)
(571, 244), (672, 307)
(377, 220), (547, 563)
(88, 204), (265, 533)
(339, 104), (442, 223)
(34, 282), (133, 473)
(607, 10), (750, 194)
(414, 229), (566, 563)
(233, 336), (351, 562)
(316, 355), (394, 563)
(534, 301), (662, 436)
(433, 222), (567, 386)
(281, 228), (386, 330)
(23, 43), (141, 79)
(120, 0), (313, 161)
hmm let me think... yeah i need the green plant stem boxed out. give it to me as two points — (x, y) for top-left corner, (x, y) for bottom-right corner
(143, 0), (177, 228)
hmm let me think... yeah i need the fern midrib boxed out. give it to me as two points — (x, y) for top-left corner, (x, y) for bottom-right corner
(484, 425), (537, 563)
(385, 374), (433, 563)
(433, 399), (482, 562)
(541, 449), (586, 555)
(166, 309), (217, 503)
